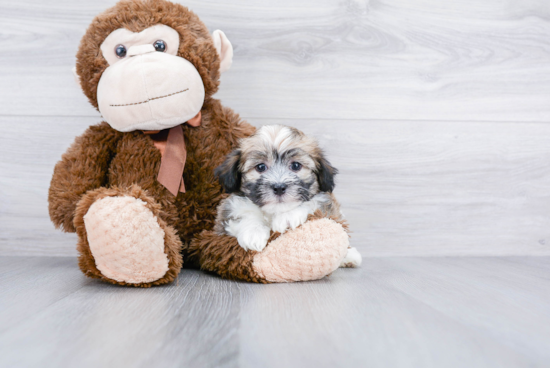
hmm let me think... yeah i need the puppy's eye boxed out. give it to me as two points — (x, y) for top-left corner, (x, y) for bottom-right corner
(115, 44), (127, 58)
(255, 163), (267, 173)
(153, 40), (167, 52)
(290, 162), (302, 171)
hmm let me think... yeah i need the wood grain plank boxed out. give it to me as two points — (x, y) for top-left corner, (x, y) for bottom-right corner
(374, 257), (550, 363)
(0, 260), (240, 368)
(2, 116), (550, 256)
(288, 118), (550, 256)
(238, 257), (550, 368)
(1, 256), (549, 368)
(0, 0), (549, 121)
(0, 256), (88, 334)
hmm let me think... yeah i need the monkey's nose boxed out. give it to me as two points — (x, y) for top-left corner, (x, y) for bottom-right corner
(272, 183), (287, 196)
(127, 44), (156, 57)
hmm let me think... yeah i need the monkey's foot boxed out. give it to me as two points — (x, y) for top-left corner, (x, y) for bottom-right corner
(74, 185), (183, 287)
(252, 218), (349, 282)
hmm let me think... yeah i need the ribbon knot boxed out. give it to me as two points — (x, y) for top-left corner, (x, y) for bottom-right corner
(157, 125), (187, 196)
(144, 112), (201, 196)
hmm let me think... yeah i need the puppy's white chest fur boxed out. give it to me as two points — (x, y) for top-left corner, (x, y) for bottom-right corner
(222, 194), (329, 252)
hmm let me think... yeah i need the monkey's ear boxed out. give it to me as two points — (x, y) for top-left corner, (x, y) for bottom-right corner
(72, 66), (81, 89)
(212, 30), (233, 73)
(215, 150), (242, 193)
(315, 155), (338, 193)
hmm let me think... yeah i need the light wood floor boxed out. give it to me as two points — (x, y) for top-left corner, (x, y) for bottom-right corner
(1, 256), (549, 368)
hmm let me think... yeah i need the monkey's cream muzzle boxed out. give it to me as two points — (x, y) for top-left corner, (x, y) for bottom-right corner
(97, 43), (205, 132)
(74, 25), (232, 132)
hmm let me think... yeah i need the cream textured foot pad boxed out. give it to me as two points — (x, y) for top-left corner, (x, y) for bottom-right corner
(83, 196), (169, 283)
(252, 218), (349, 282)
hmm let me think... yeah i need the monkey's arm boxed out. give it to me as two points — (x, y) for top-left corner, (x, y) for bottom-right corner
(218, 102), (256, 144)
(48, 122), (121, 233)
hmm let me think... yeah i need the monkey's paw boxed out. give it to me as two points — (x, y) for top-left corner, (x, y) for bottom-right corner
(83, 196), (170, 284)
(252, 218), (349, 282)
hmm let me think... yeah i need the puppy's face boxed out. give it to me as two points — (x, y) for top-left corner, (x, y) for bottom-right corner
(215, 125), (338, 213)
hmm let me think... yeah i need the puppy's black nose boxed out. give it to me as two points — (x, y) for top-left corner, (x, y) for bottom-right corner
(272, 183), (287, 196)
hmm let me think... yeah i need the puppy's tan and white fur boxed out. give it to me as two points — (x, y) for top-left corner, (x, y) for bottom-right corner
(214, 125), (361, 268)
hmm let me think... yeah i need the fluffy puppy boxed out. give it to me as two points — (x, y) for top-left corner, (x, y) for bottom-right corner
(214, 125), (361, 268)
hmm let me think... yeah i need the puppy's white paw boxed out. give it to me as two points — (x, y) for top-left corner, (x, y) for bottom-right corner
(271, 206), (309, 233)
(288, 207), (310, 230)
(237, 227), (271, 252)
(271, 214), (289, 233)
(339, 247), (362, 268)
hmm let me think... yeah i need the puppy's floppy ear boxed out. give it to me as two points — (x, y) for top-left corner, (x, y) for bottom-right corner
(315, 153), (338, 193)
(215, 150), (242, 193)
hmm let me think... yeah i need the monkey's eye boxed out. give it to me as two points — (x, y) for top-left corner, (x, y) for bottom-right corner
(290, 162), (302, 171)
(255, 163), (267, 173)
(115, 44), (127, 58)
(153, 40), (167, 52)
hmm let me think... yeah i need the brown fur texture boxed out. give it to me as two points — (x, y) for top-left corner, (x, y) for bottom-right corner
(188, 231), (269, 283)
(307, 209), (350, 232)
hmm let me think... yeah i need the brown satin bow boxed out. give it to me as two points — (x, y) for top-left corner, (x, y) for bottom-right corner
(144, 112), (201, 196)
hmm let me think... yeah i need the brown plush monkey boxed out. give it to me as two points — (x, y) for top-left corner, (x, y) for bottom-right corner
(48, 0), (350, 287)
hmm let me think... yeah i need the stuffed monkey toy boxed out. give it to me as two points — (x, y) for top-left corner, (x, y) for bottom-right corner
(48, 0), (350, 287)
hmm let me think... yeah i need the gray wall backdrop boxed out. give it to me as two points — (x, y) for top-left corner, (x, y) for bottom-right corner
(1, 0), (549, 256)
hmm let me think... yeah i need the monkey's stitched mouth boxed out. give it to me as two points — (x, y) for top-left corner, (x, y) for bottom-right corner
(109, 88), (189, 107)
